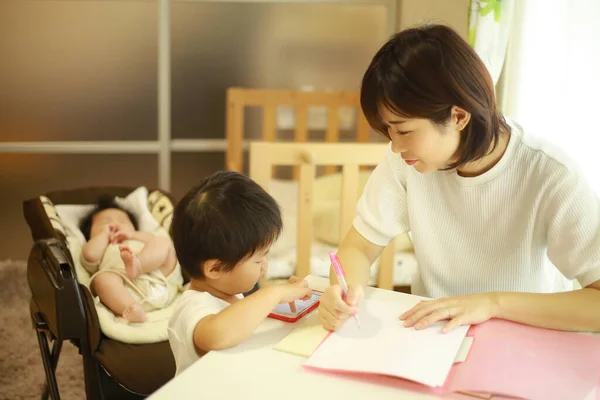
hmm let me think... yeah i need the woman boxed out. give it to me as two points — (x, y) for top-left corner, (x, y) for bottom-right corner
(317, 23), (600, 333)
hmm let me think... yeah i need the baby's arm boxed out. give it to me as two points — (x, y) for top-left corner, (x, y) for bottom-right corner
(193, 281), (312, 352)
(82, 226), (111, 264)
(129, 231), (157, 243)
(131, 233), (173, 273)
(111, 229), (160, 245)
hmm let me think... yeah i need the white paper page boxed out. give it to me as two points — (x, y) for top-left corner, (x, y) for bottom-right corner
(304, 298), (469, 387)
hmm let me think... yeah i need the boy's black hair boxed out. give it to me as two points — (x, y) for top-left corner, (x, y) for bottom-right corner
(170, 170), (283, 279)
(80, 195), (139, 240)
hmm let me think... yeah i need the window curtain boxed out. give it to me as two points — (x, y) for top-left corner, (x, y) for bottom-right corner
(499, 0), (600, 194)
(468, 0), (516, 86)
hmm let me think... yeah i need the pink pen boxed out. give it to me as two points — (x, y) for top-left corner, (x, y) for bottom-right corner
(329, 251), (360, 328)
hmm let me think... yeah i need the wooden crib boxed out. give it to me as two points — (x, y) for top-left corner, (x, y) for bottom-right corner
(249, 141), (397, 290)
(225, 87), (372, 175)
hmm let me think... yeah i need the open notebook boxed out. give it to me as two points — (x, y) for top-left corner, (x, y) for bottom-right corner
(298, 299), (600, 399)
(303, 298), (469, 388)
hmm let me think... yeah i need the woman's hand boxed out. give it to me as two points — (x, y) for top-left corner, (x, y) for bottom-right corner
(317, 284), (363, 331)
(400, 293), (498, 333)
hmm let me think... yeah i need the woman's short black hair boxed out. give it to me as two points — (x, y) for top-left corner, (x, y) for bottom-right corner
(170, 170), (283, 279)
(360, 23), (510, 170)
(80, 195), (138, 240)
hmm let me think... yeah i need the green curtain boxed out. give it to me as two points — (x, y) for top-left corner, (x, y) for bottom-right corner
(468, 0), (515, 85)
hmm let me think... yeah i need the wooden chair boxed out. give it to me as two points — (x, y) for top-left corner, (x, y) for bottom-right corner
(225, 87), (372, 176)
(249, 141), (396, 290)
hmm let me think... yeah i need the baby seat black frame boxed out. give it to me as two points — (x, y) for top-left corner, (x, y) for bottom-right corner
(23, 186), (182, 400)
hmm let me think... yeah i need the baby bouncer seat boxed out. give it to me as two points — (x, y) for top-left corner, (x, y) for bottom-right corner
(23, 186), (185, 400)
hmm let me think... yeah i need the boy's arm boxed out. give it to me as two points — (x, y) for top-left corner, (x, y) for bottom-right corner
(193, 283), (311, 352)
(81, 229), (111, 263)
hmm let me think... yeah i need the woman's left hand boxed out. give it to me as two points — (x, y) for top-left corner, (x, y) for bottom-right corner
(400, 293), (498, 333)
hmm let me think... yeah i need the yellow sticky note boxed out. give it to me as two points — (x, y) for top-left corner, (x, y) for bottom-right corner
(273, 312), (329, 357)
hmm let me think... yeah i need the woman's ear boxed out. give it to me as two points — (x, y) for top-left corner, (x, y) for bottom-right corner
(451, 105), (471, 131)
(203, 259), (224, 280)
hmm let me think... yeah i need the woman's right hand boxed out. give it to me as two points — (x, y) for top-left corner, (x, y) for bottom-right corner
(317, 284), (364, 331)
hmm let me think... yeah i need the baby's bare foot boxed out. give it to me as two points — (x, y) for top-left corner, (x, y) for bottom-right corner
(120, 246), (142, 279)
(122, 303), (147, 323)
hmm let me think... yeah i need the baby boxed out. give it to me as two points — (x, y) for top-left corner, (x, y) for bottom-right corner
(168, 170), (313, 375)
(80, 195), (179, 323)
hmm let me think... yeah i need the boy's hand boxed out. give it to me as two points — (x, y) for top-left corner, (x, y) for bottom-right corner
(286, 276), (311, 312)
(276, 278), (312, 311)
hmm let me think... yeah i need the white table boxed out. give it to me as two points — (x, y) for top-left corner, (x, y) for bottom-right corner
(149, 276), (451, 400)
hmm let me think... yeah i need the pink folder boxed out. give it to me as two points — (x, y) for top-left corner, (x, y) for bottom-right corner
(305, 315), (600, 399)
(447, 319), (600, 400)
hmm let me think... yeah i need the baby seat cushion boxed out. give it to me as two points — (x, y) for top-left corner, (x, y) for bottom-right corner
(42, 186), (186, 344)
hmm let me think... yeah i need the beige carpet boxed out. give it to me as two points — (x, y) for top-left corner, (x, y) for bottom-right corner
(0, 260), (85, 400)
